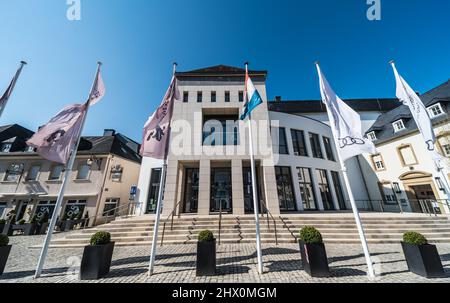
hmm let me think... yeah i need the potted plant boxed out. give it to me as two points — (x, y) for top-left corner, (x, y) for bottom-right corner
(80, 231), (115, 280)
(2, 214), (15, 236)
(60, 213), (76, 232)
(14, 218), (37, 236)
(0, 220), (6, 235)
(401, 231), (445, 278)
(0, 234), (11, 275)
(196, 230), (216, 276)
(36, 213), (50, 235)
(299, 226), (330, 277)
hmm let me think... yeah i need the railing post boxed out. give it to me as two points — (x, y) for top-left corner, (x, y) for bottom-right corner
(218, 201), (222, 246)
(161, 222), (166, 247)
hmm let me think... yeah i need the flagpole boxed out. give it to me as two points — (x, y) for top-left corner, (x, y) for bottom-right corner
(148, 62), (177, 276)
(34, 62), (102, 279)
(0, 61), (27, 119)
(315, 61), (375, 278)
(245, 62), (264, 274)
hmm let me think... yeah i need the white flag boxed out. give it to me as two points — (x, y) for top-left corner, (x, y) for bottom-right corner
(88, 67), (106, 105)
(390, 62), (440, 161)
(316, 64), (377, 162)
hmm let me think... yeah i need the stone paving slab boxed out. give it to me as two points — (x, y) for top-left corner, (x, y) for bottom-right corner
(1, 234), (450, 283)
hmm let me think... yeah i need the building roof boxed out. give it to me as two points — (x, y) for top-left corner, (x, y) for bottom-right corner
(268, 98), (401, 114)
(175, 65), (267, 81)
(366, 79), (450, 144)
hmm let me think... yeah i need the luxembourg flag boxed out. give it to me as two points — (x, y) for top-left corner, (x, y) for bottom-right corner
(240, 69), (263, 120)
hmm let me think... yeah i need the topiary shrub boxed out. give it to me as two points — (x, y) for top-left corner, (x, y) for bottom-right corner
(0, 235), (9, 247)
(90, 231), (111, 246)
(403, 231), (428, 246)
(299, 226), (323, 244)
(198, 230), (214, 242)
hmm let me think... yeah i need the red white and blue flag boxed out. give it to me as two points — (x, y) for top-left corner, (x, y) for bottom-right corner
(240, 69), (263, 120)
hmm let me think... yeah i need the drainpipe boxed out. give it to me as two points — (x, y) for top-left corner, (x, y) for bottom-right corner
(92, 155), (111, 226)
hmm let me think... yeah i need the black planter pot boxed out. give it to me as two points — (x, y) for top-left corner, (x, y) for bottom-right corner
(60, 220), (76, 232)
(401, 242), (445, 278)
(0, 224), (4, 234)
(0, 245), (12, 275)
(35, 223), (50, 235)
(80, 242), (115, 280)
(13, 223), (37, 236)
(299, 240), (330, 277)
(2, 224), (13, 236)
(196, 240), (216, 276)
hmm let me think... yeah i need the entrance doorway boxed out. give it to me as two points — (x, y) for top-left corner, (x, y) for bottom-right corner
(210, 168), (232, 213)
(183, 168), (199, 213)
(410, 184), (441, 214)
(243, 167), (262, 214)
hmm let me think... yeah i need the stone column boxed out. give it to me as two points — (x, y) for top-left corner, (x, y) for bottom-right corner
(326, 170), (341, 211)
(161, 159), (179, 217)
(291, 166), (304, 212)
(311, 169), (325, 211)
(232, 160), (245, 215)
(197, 159), (211, 215)
(262, 165), (281, 215)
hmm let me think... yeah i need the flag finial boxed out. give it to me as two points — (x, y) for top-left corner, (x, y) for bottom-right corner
(244, 61), (249, 67)
(173, 62), (178, 75)
(20, 61), (27, 65)
(314, 61), (320, 66)
(389, 60), (395, 65)
(97, 61), (103, 66)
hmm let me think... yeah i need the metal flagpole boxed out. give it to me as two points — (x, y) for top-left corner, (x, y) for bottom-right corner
(34, 62), (102, 279)
(148, 63), (177, 276)
(0, 61), (27, 119)
(245, 62), (264, 274)
(315, 61), (375, 278)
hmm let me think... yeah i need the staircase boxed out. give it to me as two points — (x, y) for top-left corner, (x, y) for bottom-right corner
(44, 213), (450, 248)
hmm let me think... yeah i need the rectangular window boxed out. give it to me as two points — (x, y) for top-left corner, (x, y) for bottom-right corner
(275, 166), (297, 211)
(438, 136), (450, 157)
(0, 202), (6, 219)
(76, 162), (90, 180)
(183, 91), (189, 103)
(297, 167), (317, 210)
(398, 145), (418, 166)
(34, 200), (56, 220)
(273, 127), (289, 155)
(4, 163), (24, 182)
(197, 91), (203, 103)
(323, 137), (335, 161)
(378, 183), (397, 205)
(110, 165), (123, 182)
(147, 169), (162, 213)
(291, 129), (308, 157)
(103, 198), (120, 216)
(211, 91), (216, 103)
(393, 120), (406, 133)
(26, 165), (41, 181)
(225, 91), (230, 102)
(371, 154), (385, 171)
(203, 115), (239, 146)
(238, 91), (244, 102)
(309, 133), (323, 159)
(49, 165), (64, 181)
(64, 199), (87, 220)
(428, 103), (444, 118)
(316, 169), (334, 210)
(331, 171), (346, 210)
(1, 143), (12, 153)
(367, 131), (377, 141)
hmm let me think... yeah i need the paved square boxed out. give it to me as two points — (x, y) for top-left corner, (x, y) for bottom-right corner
(1, 234), (449, 283)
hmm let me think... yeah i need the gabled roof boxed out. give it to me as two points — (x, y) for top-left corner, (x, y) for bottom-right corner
(175, 65), (267, 80)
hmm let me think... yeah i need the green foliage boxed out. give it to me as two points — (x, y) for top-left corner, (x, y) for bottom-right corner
(403, 231), (428, 245)
(29, 215), (38, 224)
(0, 235), (9, 247)
(90, 231), (111, 246)
(299, 226), (323, 244)
(198, 230), (215, 242)
(0, 219), (6, 224)
(17, 219), (26, 225)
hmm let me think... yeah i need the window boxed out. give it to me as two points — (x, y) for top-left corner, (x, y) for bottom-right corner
(49, 165), (64, 181)
(323, 137), (335, 161)
(331, 171), (346, 210)
(0, 202), (6, 219)
(309, 133), (323, 159)
(197, 91), (203, 103)
(3, 163), (24, 182)
(211, 91), (216, 103)
(378, 183), (397, 205)
(297, 167), (316, 210)
(393, 120), (406, 133)
(371, 154), (385, 171)
(25, 146), (35, 152)
(26, 165), (41, 181)
(398, 145), (418, 166)
(183, 91), (189, 103)
(239, 91), (244, 102)
(103, 198), (119, 216)
(316, 169), (335, 210)
(1, 143), (12, 153)
(428, 103), (444, 118)
(110, 165), (123, 182)
(367, 131), (377, 141)
(291, 129), (308, 157)
(147, 169), (162, 213)
(203, 115), (239, 146)
(275, 167), (297, 211)
(438, 135), (450, 157)
(273, 127), (289, 155)
(34, 200), (56, 220)
(64, 199), (87, 219)
(76, 162), (90, 180)
(225, 91), (230, 102)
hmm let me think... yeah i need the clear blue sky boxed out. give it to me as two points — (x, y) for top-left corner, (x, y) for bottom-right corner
(0, 0), (449, 142)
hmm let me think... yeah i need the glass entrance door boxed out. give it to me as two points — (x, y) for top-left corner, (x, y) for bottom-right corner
(243, 167), (261, 214)
(210, 168), (232, 213)
(183, 168), (199, 213)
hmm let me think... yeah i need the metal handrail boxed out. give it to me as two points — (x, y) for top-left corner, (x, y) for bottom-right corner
(279, 216), (298, 241)
(259, 200), (278, 245)
(81, 201), (142, 230)
(160, 201), (183, 246)
(218, 200), (223, 245)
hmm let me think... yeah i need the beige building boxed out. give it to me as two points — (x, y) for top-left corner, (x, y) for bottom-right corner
(0, 125), (142, 224)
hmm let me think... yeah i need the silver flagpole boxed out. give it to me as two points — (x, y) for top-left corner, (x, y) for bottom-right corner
(315, 62), (375, 278)
(245, 62), (264, 274)
(0, 61), (27, 119)
(148, 63), (177, 276)
(34, 62), (102, 279)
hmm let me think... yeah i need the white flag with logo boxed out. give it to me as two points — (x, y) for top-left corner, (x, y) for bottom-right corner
(88, 67), (106, 105)
(390, 63), (440, 161)
(316, 64), (377, 162)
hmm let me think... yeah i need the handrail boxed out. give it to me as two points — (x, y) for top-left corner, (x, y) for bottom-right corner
(160, 201), (183, 247)
(259, 200), (278, 245)
(218, 200), (223, 245)
(81, 201), (142, 230)
(279, 216), (298, 241)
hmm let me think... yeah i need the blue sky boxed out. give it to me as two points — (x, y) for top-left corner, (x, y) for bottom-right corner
(0, 0), (449, 142)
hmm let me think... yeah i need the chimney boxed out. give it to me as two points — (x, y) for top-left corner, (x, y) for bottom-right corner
(275, 96), (282, 102)
(103, 129), (116, 137)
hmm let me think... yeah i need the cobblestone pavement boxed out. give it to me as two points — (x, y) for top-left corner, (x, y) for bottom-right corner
(1, 234), (450, 283)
